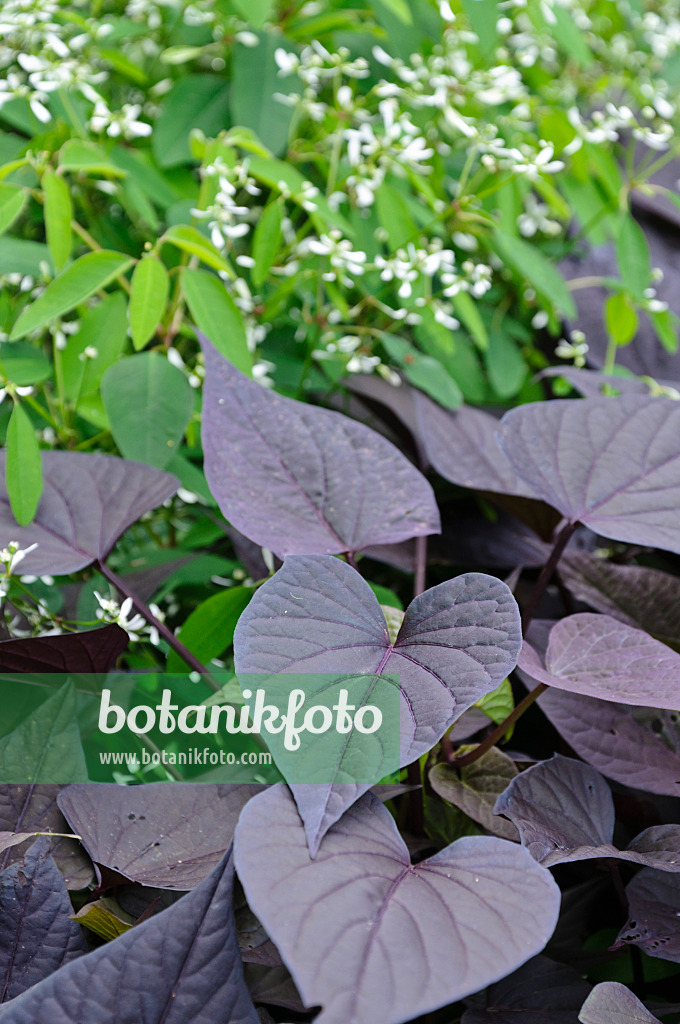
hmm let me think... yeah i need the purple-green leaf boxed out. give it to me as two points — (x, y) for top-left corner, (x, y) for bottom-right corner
(0, 451), (179, 576)
(0, 839), (87, 1004)
(613, 868), (680, 963)
(234, 785), (561, 1024)
(498, 396), (680, 555)
(0, 849), (258, 1024)
(199, 335), (440, 557)
(234, 554), (521, 853)
(58, 783), (260, 890)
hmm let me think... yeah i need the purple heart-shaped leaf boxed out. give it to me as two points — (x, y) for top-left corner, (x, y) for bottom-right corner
(0, 451), (179, 576)
(518, 613), (680, 709)
(199, 334), (440, 557)
(413, 389), (539, 498)
(0, 786), (92, 889)
(494, 754), (680, 870)
(578, 983), (662, 1024)
(613, 868), (680, 963)
(0, 839), (87, 1003)
(559, 553), (680, 642)
(497, 396), (680, 554)
(234, 785), (561, 1024)
(234, 554), (521, 853)
(462, 956), (592, 1024)
(0, 625), (128, 673)
(58, 783), (260, 890)
(541, 367), (650, 398)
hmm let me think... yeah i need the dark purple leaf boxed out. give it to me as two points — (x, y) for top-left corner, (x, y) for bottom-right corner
(58, 783), (260, 890)
(234, 785), (561, 1024)
(413, 389), (540, 498)
(429, 747), (520, 841)
(518, 613), (680, 708)
(199, 335), (440, 557)
(494, 754), (680, 870)
(498, 396), (680, 555)
(0, 849), (259, 1024)
(559, 553), (680, 642)
(462, 956), (592, 1024)
(613, 868), (680, 963)
(0, 786), (92, 889)
(234, 554), (521, 853)
(541, 367), (650, 398)
(0, 838), (87, 1003)
(343, 372), (421, 442)
(0, 451), (179, 576)
(445, 511), (552, 568)
(245, 964), (307, 1014)
(578, 982), (662, 1024)
(0, 625), (128, 672)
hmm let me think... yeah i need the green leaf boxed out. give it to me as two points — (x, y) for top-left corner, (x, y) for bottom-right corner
(475, 678), (514, 727)
(129, 255), (169, 350)
(166, 586), (253, 672)
(231, 32), (300, 155)
(0, 239), (51, 277)
(231, 0), (273, 28)
(604, 292), (638, 346)
(162, 224), (234, 276)
(375, 0), (412, 25)
(100, 352), (193, 470)
(484, 330), (527, 399)
(248, 156), (353, 236)
(462, 0), (496, 52)
(0, 183), (25, 236)
(650, 307), (679, 354)
(42, 168), (72, 271)
(616, 215), (651, 299)
(0, 682), (88, 784)
(153, 75), (231, 169)
(62, 292), (128, 406)
(182, 268), (252, 375)
(551, 4), (593, 65)
(10, 251), (133, 341)
(381, 335), (463, 409)
(375, 182), (418, 249)
(98, 47), (148, 84)
(6, 400), (42, 525)
(252, 200), (282, 284)
(58, 139), (126, 177)
(451, 291), (488, 351)
(492, 228), (577, 318)
(0, 342), (51, 386)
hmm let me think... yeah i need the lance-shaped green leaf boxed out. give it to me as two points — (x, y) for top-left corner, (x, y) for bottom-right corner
(5, 401), (42, 525)
(10, 251), (133, 340)
(42, 170), (72, 270)
(0, 450), (179, 576)
(0, 184), (26, 237)
(183, 272), (251, 374)
(128, 255), (168, 349)
(163, 225), (234, 275)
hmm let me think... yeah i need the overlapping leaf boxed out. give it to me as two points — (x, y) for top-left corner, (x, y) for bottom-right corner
(0, 451), (179, 576)
(613, 868), (680, 963)
(498, 396), (680, 554)
(462, 956), (591, 1024)
(579, 983), (662, 1024)
(494, 755), (680, 869)
(199, 335), (440, 557)
(429, 747), (520, 841)
(234, 786), (561, 1024)
(0, 839), (87, 1003)
(0, 786), (92, 888)
(0, 625), (128, 672)
(58, 783), (260, 889)
(0, 684), (87, 785)
(519, 613), (680, 708)
(0, 850), (258, 1024)
(234, 554), (522, 853)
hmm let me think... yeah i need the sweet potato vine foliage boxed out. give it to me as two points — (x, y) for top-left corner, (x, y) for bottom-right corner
(5, 0), (680, 1020)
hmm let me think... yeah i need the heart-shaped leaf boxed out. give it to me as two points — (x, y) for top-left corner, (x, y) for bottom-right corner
(498, 396), (680, 555)
(58, 783), (260, 889)
(494, 754), (680, 870)
(579, 983), (662, 1024)
(429, 747), (520, 841)
(614, 868), (680, 963)
(0, 849), (259, 1024)
(234, 785), (561, 1024)
(0, 451), (179, 576)
(519, 613), (680, 708)
(199, 335), (440, 557)
(0, 625), (128, 672)
(559, 553), (680, 643)
(462, 956), (592, 1024)
(413, 389), (539, 498)
(234, 554), (522, 853)
(0, 786), (92, 888)
(0, 838), (87, 1003)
